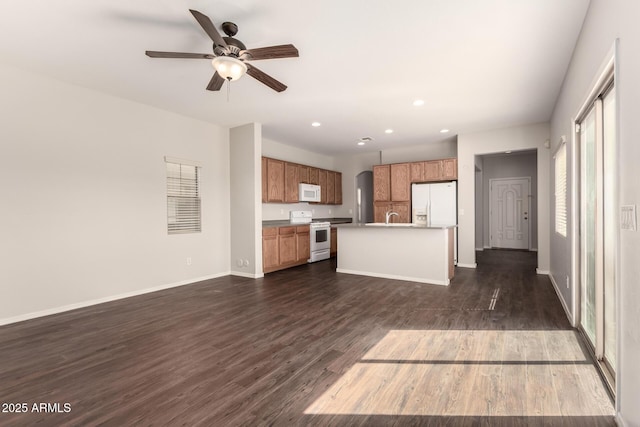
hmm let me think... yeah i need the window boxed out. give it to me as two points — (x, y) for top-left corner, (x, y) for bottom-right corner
(165, 157), (201, 234)
(554, 141), (567, 237)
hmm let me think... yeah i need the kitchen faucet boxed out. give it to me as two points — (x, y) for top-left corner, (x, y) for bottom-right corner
(385, 210), (399, 224)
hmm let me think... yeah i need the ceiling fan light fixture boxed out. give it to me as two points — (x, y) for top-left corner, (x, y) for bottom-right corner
(212, 56), (247, 81)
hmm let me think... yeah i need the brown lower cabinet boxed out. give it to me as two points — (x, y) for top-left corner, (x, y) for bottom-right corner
(263, 225), (311, 273)
(330, 227), (337, 257)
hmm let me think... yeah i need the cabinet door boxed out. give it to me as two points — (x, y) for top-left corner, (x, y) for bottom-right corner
(266, 158), (285, 202)
(423, 160), (442, 182)
(441, 158), (458, 180)
(309, 167), (319, 185)
(390, 163), (411, 201)
(410, 161), (424, 183)
(284, 162), (299, 203)
(327, 171), (336, 204)
(335, 172), (343, 205)
(318, 169), (328, 204)
(374, 202), (392, 223)
(296, 226), (310, 263)
(330, 227), (337, 256)
(262, 228), (279, 271)
(278, 227), (297, 265)
(373, 165), (391, 201)
(298, 165), (309, 184)
(392, 202), (411, 223)
(262, 157), (268, 203)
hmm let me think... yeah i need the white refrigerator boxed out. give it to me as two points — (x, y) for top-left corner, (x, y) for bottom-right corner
(411, 181), (457, 263)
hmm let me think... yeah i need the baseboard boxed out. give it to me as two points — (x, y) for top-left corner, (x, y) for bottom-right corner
(530, 247), (538, 252)
(475, 247), (484, 251)
(536, 268), (550, 275)
(456, 263), (477, 269)
(549, 273), (573, 325)
(0, 272), (230, 326)
(336, 268), (449, 286)
(616, 412), (627, 427)
(230, 271), (264, 279)
(483, 245), (491, 249)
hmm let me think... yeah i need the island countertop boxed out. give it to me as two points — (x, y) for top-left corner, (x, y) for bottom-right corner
(336, 223), (457, 230)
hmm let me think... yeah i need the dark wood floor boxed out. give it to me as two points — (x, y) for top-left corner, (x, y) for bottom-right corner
(0, 250), (614, 426)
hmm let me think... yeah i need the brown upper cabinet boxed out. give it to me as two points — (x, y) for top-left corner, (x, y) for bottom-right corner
(266, 158), (285, 202)
(284, 162), (299, 203)
(373, 165), (391, 201)
(441, 158), (458, 180)
(327, 171), (336, 205)
(390, 163), (411, 201)
(410, 161), (424, 183)
(262, 156), (342, 205)
(423, 160), (442, 181)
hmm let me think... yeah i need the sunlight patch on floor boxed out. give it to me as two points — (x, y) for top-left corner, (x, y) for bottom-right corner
(305, 330), (613, 417)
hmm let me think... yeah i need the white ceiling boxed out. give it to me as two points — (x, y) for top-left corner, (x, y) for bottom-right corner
(0, 0), (589, 155)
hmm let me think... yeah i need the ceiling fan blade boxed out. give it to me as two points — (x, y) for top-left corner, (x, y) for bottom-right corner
(246, 63), (287, 92)
(146, 51), (214, 59)
(207, 72), (225, 91)
(241, 44), (299, 61)
(189, 9), (228, 50)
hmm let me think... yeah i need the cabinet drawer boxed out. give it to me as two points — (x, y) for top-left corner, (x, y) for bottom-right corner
(278, 226), (296, 235)
(296, 225), (310, 233)
(262, 227), (278, 237)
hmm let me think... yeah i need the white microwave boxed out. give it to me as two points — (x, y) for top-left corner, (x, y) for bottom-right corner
(299, 183), (321, 202)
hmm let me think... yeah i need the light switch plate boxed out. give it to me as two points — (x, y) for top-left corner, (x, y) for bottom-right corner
(621, 205), (637, 231)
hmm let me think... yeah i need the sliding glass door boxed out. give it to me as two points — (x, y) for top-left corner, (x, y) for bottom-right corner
(577, 78), (616, 382)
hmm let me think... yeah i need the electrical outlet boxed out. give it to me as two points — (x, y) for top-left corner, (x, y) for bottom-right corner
(236, 259), (243, 267)
(349, 209), (353, 214)
(186, 257), (192, 266)
(328, 209), (332, 215)
(243, 259), (249, 267)
(566, 276), (570, 289)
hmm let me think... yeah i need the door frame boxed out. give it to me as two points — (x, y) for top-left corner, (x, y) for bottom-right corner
(488, 176), (532, 251)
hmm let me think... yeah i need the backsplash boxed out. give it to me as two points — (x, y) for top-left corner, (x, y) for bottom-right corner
(262, 202), (350, 221)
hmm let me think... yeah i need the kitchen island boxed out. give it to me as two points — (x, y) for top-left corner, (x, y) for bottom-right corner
(335, 223), (456, 285)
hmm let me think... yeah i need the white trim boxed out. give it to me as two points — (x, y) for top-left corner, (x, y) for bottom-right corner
(0, 272), (230, 326)
(164, 156), (203, 167)
(475, 247), (484, 251)
(230, 271), (264, 279)
(616, 413), (627, 427)
(336, 268), (449, 286)
(456, 263), (477, 269)
(530, 248), (538, 252)
(483, 245), (491, 249)
(536, 268), (550, 275)
(549, 273), (573, 325)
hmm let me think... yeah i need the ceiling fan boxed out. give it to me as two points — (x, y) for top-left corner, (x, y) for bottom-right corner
(145, 9), (299, 92)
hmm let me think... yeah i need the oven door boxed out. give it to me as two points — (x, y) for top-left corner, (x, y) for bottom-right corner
(311, 227), (331, 251)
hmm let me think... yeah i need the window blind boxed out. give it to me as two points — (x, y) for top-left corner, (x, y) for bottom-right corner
(554, 143), (567, 237)
(166, 161), (201, 234)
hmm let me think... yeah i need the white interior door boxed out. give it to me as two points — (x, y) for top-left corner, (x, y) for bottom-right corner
(490, 178), (530, 250)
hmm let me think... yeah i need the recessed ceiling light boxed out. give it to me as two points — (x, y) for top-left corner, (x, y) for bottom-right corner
(311, 122), (321, 127)
(385, 129), (394, 134)
(413, 99), (425, 107)
(357, 141), (366, 146)
(440, 129), (450, 133)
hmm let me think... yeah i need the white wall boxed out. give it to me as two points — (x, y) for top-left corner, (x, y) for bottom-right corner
(230, 124), (262, 278)
(0, 63), (231, 324)
(549, 1), (640, 424)
(457, 123), (550, 270)
(481, 151), (538, 250)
